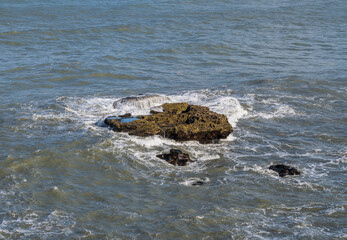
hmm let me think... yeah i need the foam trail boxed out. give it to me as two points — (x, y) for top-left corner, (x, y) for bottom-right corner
(179, 177), (210, 186)
(258, 105), (296, 119)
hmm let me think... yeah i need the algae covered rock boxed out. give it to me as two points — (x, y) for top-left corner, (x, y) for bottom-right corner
(104, 102), (233, 144)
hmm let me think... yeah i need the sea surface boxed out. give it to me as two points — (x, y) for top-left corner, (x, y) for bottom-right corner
(0, 0), (346, 239)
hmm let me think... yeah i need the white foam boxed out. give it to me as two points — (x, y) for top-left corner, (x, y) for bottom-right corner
(169, 90), (248, 127)
(325, 205), (345, 216)
(221, 134), (237, 142)
(112, 94), (171, 116)
(337, 152), (347, 164)
(292, 180), (327, 191)
(113, 94), (170, 106)
(130, 135), (174, 148)
(207, 96), (248, 126)
(0, 210), (75, 238)
(199, 154), (220, 161)
(63, 97), (116, 124)
(179, 177), (210, 186)
(258, 105), (297, 119)
(239, 164), (277, 176)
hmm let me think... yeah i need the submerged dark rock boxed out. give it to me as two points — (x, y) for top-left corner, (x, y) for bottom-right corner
(192, 181), (204, 186)
(105, 102), (233, 144)
(156, 149), (192, 166)
(269, 164), (301, 177)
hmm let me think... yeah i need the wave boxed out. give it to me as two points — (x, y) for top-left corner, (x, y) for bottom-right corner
(112, 94), (171, 113)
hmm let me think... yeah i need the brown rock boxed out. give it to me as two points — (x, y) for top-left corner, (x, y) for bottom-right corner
(104, 102), (233, 144)
(156, 149), (192, 166)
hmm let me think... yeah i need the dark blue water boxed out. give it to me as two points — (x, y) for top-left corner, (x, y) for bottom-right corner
(1, 0), (346, 239)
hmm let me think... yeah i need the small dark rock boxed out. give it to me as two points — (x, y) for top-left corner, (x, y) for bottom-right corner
(156, 149), (192, 166)
(269, 164), (301, 177)
(192, 181), (204, 186)
(118, 113), (132, 118)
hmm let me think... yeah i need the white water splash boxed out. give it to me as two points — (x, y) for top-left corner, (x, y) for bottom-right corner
(112, 94), (171, 115)
(258, 105), (297, 119)
(179, 177), (210, 186)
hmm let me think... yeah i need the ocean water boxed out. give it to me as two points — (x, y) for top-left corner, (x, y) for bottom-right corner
(0, 0), (346, 239)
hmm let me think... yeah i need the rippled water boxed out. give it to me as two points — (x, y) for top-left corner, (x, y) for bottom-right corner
(1, 0), (346, 239)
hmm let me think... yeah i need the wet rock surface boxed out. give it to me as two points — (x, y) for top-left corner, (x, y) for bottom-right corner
(269, 164), (301, 177)
(105, 102), (233, 144)
(156, 149), (192, 166)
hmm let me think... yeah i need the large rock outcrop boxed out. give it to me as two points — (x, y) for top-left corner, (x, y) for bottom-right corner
(104, 102), (233, 144)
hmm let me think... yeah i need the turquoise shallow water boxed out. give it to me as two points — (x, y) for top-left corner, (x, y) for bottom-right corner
(0, 0), (346, 239)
